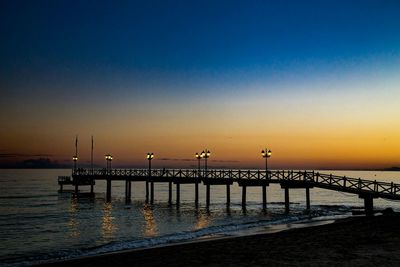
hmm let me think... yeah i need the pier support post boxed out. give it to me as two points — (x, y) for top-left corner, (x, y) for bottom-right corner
(90, 183), (94, 195)
(195, 183), (199, 208)
(106, 179), (111, 202)
(60, 184), (63, 193)
(306, 187), (310, 210)
(150, 181), (154, 204)
(125, 181), (131, 203)
(242, 186), (247, 209)
(284, 187), (289, 213)
(128, 181), (132, 200)
(206, 184), (210, 209)
(262, 185), (267, 210)
(226, 184), (230, 206)
(145, 181), (149, 203)
(176, 183), (180, 208)
(168, 181), (172, 205)
(75, 184), (79, 195)
(362, 195), (374, 216)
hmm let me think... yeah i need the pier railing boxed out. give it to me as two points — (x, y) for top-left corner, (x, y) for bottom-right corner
(72, 168), (400, 200)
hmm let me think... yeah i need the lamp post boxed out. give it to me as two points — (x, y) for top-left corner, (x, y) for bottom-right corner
(147, 153), (154, 176)
(72, 155), (78, 172)
(201, 149), (210, 177)
(104, 154), (113, 202)
(147, 153), (154, 204)
(261, 149), (272, 176)
(195, 152), (201, 176)
(105, 154), (113, 172)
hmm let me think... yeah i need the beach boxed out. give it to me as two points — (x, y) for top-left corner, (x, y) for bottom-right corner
(40, 214), (400, 267)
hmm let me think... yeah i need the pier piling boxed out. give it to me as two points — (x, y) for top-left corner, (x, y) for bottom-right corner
(195, 183), (199, 207)
(262, 185), (267, 210)
(306, 187), (310, 210)
(168, 182), (172, 205)
(284, 187), (289, 213)
(106, 179), (111, 202)
(145, 181), (149, 203)
(206, 184), (210, 209)
(176, 183), (180, 208)
(242, 186), (247, 209)
(226, 184), (230, 206)
(150, 181), (154, 204)
(125, 181), (131, 203)
(360, 195), (374, 216)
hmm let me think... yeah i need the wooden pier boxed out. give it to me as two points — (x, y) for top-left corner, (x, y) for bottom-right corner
(59, 169), (400, 215)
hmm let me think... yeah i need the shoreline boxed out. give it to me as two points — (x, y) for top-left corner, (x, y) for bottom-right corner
(38, 214), (400, 267)
(29, 213), (348, 266)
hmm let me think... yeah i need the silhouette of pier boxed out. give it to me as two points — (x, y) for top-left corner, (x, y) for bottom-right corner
(59, 169), (400, 216)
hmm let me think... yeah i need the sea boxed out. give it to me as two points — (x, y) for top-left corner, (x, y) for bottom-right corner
(1, 169), (400, 266)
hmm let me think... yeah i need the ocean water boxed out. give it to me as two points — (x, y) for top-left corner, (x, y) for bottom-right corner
(1, 169), (400, 266)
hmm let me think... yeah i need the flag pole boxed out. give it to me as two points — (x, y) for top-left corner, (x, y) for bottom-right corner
(91, 135), (94, 174)
(75, 135), (78, 158)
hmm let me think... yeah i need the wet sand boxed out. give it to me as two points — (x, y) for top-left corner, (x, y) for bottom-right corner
(41, 214), (400, 267)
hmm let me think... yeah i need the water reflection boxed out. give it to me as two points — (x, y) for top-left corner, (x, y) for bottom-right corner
(102, 202), (116, 239)
(193, 210), (211, 230)
(142, 204), (158, 237)
(68, 198), (80, 237)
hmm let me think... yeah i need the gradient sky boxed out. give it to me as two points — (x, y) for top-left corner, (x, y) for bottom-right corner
(1, 0), (400, 169)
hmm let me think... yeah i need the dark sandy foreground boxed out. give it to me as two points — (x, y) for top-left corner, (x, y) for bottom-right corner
(41, 215), (400, 267)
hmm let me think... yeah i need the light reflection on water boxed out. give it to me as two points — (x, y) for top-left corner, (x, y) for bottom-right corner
(102, 202), (116, 239)
(193, 210), (211, 230)
(68, 198), (80, 237)
(1, 169), (400, 265)
(142, 204), (158, 237)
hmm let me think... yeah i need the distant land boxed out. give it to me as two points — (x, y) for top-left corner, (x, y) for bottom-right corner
(383, 167), (400, 171)
(0, 158), (69, 169)
(0, 158), (399, 171)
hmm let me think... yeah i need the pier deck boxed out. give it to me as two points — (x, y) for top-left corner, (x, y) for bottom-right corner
(60, 168), (400, 215)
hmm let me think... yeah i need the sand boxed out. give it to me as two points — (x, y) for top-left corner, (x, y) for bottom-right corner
(40, 214), (400, 267)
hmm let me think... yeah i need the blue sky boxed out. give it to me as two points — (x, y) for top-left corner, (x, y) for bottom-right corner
(2, 0), (399, 93)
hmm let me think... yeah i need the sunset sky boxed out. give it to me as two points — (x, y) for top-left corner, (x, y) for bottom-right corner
(1, 0), (399, 169)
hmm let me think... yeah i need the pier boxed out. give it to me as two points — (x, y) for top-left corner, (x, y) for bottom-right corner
(59, 169), (400, 215)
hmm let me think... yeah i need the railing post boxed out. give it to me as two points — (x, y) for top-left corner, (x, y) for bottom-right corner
(358, 178), (361, 190)
(343, 176), (347, 188)
(391, 182), (394, 194)
(374, 180), (377, 192)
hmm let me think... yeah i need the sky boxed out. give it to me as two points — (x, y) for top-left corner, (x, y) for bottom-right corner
(1, 0), (400, 169)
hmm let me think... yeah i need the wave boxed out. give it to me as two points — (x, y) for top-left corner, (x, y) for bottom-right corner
(6, 207), (351, 267)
